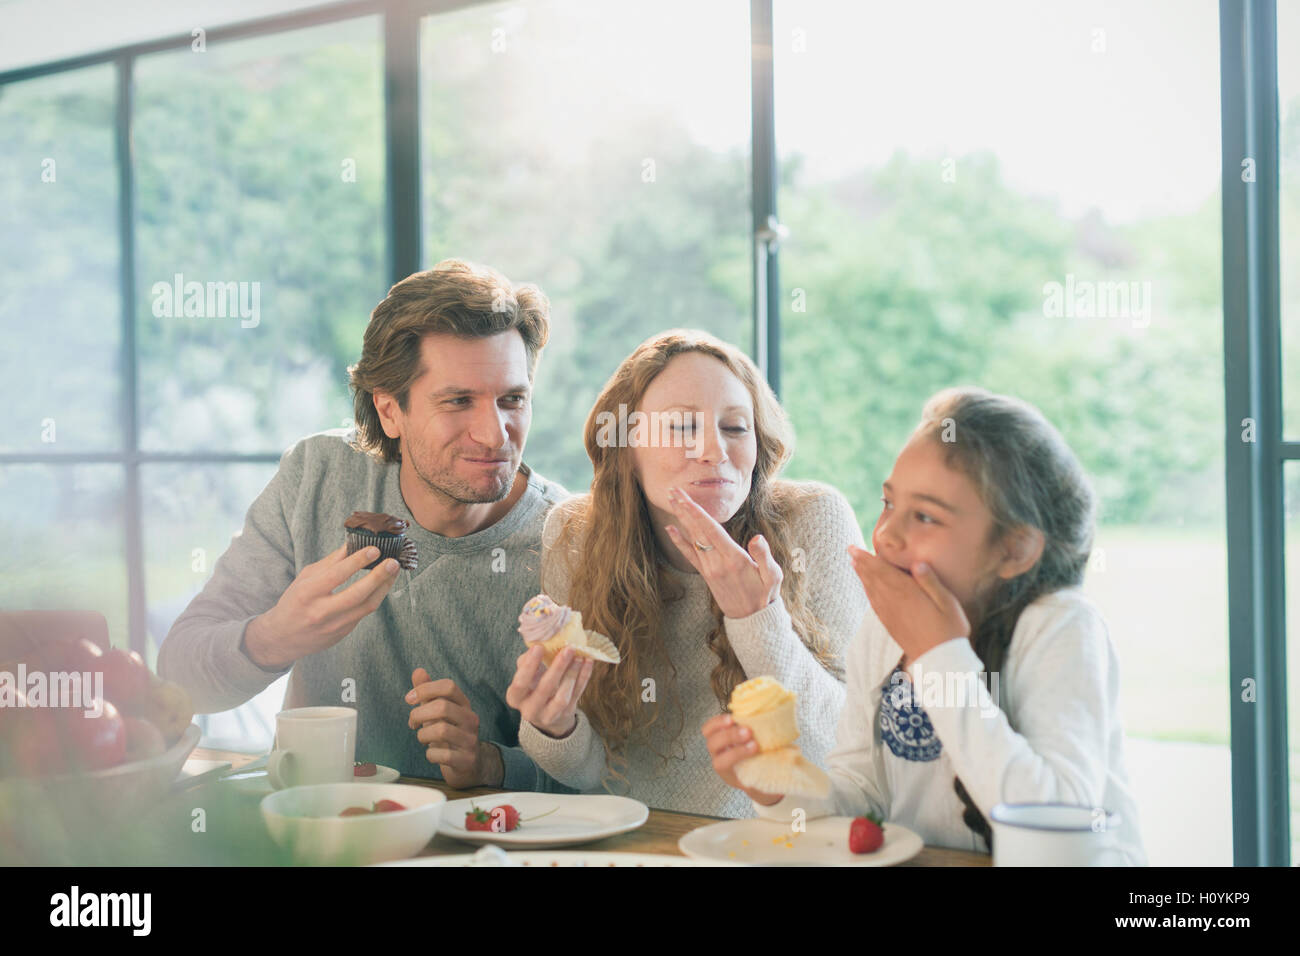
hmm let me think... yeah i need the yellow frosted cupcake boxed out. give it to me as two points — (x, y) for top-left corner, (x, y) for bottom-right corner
(729, 676), (799, 750)
(729, 676), (830, 798)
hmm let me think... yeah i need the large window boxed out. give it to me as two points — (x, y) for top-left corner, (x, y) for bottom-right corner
(0, 65), (127, 635)
(773, 0), (1227, 864)
(0, 66), (120, 453)
(133, 17), (386, 745)
(133, 18), (386, 454)
(1283, 3), (1300, 441)
(1, 18), (387, 750)
(419, 0), (753, 490)
(0, 466), (128, 639)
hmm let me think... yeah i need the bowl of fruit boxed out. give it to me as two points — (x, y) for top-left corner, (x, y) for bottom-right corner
(260, 782), (445, 866)
(0, 636), (198, 824)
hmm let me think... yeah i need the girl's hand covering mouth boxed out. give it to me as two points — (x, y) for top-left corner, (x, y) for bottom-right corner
(848, 545), (970, 662)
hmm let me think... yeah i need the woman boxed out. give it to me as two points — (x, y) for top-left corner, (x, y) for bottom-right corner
(506, 330), (867, 817)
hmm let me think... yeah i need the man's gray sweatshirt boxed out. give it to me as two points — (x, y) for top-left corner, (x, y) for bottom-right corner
(157, 429), (573, 791)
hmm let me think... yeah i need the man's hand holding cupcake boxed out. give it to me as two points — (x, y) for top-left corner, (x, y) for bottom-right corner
(243, 512), (414, 671)
(242, 544), (400, 670)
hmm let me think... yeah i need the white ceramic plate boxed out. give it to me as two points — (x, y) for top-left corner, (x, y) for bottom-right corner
(351, 764), (401, 784)
(377, 850), (699, 867)
(678, 817), (924, 866)
(438, 793), (649, 847)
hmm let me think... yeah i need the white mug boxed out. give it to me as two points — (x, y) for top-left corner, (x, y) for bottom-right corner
(267, 706), (357, 790)
(990, 803), (1123, 866)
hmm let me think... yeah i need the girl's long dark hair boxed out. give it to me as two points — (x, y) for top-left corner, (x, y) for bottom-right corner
(911, 388), (1096, 852)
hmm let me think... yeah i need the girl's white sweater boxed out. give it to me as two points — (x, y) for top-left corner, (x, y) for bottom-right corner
(754, 586), (1147, 865)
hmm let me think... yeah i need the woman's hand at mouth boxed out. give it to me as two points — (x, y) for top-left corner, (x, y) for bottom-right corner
(664, 485), (782, 619)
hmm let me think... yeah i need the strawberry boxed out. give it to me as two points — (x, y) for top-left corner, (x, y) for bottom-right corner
(464, 805), (495, 831)
(354, 762), (377, 777)
(490, 805), (521, 832)
(372, 799), (406, 813)
(340, 806), (372, 817)
(464, 803), (522, 832)
(849, 814), (885, 854)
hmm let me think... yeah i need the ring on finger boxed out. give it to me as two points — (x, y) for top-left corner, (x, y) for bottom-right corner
(693, 540), (714, 552)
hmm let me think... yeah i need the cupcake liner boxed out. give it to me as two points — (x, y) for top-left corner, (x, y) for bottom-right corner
(345, 528), (418, 571)
(536, 615), (622, 666)
(579, 629), (622, 664)
(735, 747), (831, 798)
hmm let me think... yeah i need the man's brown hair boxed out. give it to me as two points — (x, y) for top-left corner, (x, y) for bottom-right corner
(348, 259), (550, 463)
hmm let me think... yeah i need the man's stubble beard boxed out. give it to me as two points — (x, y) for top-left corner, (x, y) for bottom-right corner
(408, 447), (515, 506)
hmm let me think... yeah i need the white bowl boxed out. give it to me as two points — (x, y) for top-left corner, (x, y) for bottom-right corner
(1, 723), (201, 821)
(261, 782), (445, 866)
(0, 723), (202, 862)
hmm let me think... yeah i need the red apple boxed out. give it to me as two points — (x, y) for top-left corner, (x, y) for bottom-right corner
(27, 637), (104, 684)
(25, 639), (78, 675)
(1, 691), (67, 777)
(64, 637), (104, 674)
(100, 648), (152, 716)
(57, 698), (126, 772)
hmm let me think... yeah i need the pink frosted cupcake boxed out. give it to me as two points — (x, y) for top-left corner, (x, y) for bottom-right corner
(518, 594), (620, 666)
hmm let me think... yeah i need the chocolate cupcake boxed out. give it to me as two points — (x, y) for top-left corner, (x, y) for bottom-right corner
(344, 511), (418, 571)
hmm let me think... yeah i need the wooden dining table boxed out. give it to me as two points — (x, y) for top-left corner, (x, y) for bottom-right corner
(187, 746), (991, 866)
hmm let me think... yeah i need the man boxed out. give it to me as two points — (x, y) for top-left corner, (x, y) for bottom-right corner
(158, 259), (571, 790)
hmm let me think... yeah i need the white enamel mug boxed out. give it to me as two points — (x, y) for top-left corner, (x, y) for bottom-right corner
(267, 706), (357, 790)
(990, 803), (1123, 866)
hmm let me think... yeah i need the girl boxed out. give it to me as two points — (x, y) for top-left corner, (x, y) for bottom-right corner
(704, 386), (1146, 863)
